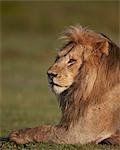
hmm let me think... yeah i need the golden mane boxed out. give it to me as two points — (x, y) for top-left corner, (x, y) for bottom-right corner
(59, 26), (120, 128)
(60, 25), (108, 46)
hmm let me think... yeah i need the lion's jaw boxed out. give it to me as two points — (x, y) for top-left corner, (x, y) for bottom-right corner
(47, 44), (83, 95)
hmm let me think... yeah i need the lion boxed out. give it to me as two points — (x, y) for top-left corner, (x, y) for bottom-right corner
(9, 25), (120, 145)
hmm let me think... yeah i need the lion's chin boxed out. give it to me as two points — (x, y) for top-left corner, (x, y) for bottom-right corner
(52, 85), (69, 95)
(48, 81), (70, 95)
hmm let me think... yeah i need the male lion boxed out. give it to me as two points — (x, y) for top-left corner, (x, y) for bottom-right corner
(10, 26), (120, 145)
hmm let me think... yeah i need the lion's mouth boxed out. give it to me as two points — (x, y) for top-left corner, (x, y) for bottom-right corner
(48, 79), (70, 94)
(49, 81), (68, 88)
(49, 81), (63, 87)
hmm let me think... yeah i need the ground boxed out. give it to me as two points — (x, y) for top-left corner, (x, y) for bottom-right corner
(1, 142), (120, 150)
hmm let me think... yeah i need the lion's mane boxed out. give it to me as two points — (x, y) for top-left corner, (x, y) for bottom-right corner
(58, 26), (120, 128)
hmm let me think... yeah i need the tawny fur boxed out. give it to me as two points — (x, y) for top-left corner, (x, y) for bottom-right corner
(9, 26), (120, 145)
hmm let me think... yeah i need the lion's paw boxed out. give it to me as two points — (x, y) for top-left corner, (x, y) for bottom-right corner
(9, 130), (30, 144)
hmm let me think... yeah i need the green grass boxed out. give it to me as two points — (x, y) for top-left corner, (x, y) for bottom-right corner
(2, 35), (59, 134)
(1, 142), (120, 150)
(1, 1), (119, 149)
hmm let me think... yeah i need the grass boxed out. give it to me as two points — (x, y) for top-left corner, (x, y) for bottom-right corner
(1, 1), (119, 149)
(1, 142), (120, 150)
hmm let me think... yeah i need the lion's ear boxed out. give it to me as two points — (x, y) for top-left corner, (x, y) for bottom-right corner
(95, 40), (109, 56)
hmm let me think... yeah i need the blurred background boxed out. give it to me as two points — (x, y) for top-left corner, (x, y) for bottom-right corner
(1, 1), (119, 136)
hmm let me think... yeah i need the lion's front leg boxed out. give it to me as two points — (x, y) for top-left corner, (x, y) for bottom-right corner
(9, 125), (67, 144)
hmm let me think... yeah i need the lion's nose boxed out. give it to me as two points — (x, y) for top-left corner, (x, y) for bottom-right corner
(47, 72), (58, 80)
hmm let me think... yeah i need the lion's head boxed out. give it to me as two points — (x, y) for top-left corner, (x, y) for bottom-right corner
(47, 42), (84, 94)
(47, 26), (109, 95)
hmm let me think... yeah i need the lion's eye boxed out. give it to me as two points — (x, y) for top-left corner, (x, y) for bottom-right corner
(68, 59), (76, 66)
